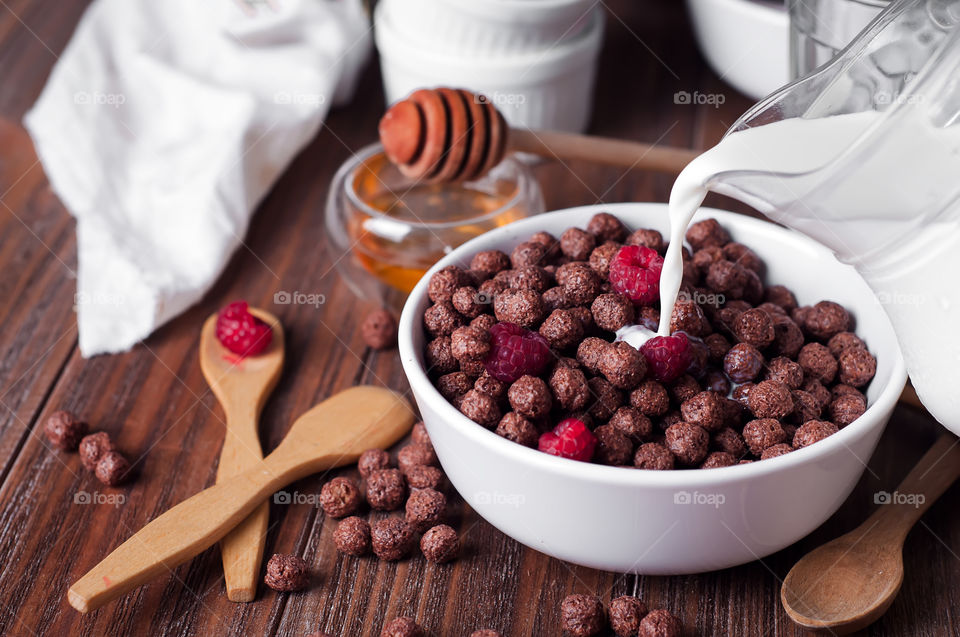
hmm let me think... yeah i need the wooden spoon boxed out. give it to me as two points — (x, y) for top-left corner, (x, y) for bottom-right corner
(199, 307), (283, 602)
(379, 87), (699, 183)
(782, 432), (960, 634)
(67, 386), (415, 613)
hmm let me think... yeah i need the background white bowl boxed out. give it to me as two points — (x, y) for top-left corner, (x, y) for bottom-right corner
(399, 203), (907, 574)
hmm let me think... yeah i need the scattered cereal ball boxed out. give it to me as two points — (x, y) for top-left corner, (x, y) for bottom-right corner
(406, 465), (444, 490)
(593, 424), (634, 466)
(712, 427), (747, 458)
(587, 212), (627, 243)
(630, 381), (670, 417)
(451, 326), (491, 361)
(765, 285), (798, 312)
(608, 595), (648, 637)
(608, 407), (652, 443)
(829, 393), (867, 427)
(371, 517), (415, 561)
(761, 443), (794, 460)
(798, 343), (838, 384)
(459, 389), (502, 428)
(471, 250), (511, 276)
(837, 347), (876, 388)
(428, 265), (469, 304)
(264, 554), (309, 591)
(495, 412), (539, 447)
(634, 443), (675, 470)
(508, 375), (553, 420)
(723, 343), (764, 383)
(665, 422), (709, 466)
(405, 487), (447, 532)
(680, 391), (726, 432)
(493, 289), (545, 329)
(44, 410), (87, 451)
(638, 609), (682, 637)
(420, 524), (460, 563)
(78, 432), (115, 471)
(686, 218), (731, 250)
(560, 594), (606, 637)
(319, 477), (362, 518)
(397, 443), (438, 475)
(701, 451), (737, 469)
(734, 308), (774, 349)
(560, 227), (597, 261)
(793, 419), (839, 449)
(765, 357), (805, 390)
(424, 302), (465, 337)
(804, 301), (851, 341)
(381, 616), (423, 637)
(742, 418), (787, 456)
(599, 341), (647, 390)
(577, 337), (610, 374)
(747, 380), (794, 419)
(358, 448), (391, 478)
(591, 293), (635, 332)
(333, 516), (371, 556)
(425, 337), (458, 374)
(587, 378), (623, 422)
(626, 228), (665, 253)
(539, 309), (585, 350)
(366, 469), (407, 511)
(95, 451), (130, 486)
(362, 309), (398, 350)
(549, 365), (590, 411)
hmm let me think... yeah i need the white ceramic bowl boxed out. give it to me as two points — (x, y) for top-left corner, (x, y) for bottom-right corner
(374, 2), (604, 133)
(399, 203), (907, 574)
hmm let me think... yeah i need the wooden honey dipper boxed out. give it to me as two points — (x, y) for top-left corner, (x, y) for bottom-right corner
(379, 87), (701, 182)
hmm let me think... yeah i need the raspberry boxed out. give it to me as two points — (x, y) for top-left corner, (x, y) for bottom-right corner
(215, 301), (273, 356)
(538, 418), (596, 462)
(484, 322), (551, 383)
(608, 245), (664, 305)
(640, 332), (691, 383)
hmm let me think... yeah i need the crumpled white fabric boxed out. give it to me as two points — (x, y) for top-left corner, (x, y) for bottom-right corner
(25, 0), (370, 356)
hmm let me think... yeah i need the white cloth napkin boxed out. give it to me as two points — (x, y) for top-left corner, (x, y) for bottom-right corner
(25, 0), (371, 356)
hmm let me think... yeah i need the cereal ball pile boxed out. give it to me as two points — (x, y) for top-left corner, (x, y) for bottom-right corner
(422, 214), (878, 468)
(44, 410), (132, 486)
(560, 593), (681, 637)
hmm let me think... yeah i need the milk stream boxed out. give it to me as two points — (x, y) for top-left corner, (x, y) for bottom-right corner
(653, 111), (960, 433)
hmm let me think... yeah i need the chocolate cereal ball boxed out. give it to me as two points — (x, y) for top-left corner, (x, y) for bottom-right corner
(772, 315), (805, 358)
(362, 309), (398, 350)
(450, 326), (491, 362)
(577, 337), (610, 374)
(560, 594), (606, 637)
(366, 469), (407, 511)
(608, 595), (648, 637)
(410, 421), (431, 446)
(627, 228), (665, 253)
(496, 412), (539, 448)
(638, 609), (682, 637)
(44, 410), (87, 451)
(712, 427), (748, 458)
(95, 451), (130, 486)
(765, 285), (798, 312)
(371, 518), (415, 561)
(665, 422), (709, 466)
(381, 616), (423, 637)
(428, 265), (469, 303)
(593, 424), (634, 466)
(765, 356), (805, 390)
(630, 381), (670, 417)
(668, 374), (701, 405)
(686, 218), (731, 250)
(474, 371), (508, 403)
(634, 443), (675, 470)
(701, 451), (737, 469)
(560, 227), (597, 261)
(459, 390), (501, 428)
(680, 391), (726, 432)
(587, 378), (623, 421)
(589, 242), (621, 279)
(513, 265), (552, 293)
(420, 524), (460, 563)
(561, 264), (603, 306)
(397, 443), (438, 475)
(358, 448), (391, 478)
(319, 477), (362, 518)
(723, 343), (764, 383)
(405, 487), (447, 532)
(333, 516), (371, 556)
(424, 302), (465, 337)
(599, 341), (647, 390)
(587, 212), (627, 242)
(471, 250), (510, 276)
(793, 419), (839, 449)
(425, 337), (458, 374)
(452, 286), (487, 319)
(591, 294), (635, 332)
(748, 380), (794, 419)
(804, 300), (851, 341)
(493, 289), (544, 329)
(837, 347), (876, 388)
(539, 309), (584, 350)
(608, 407), (652, 443)
(508, 375), (553, 420)
(264, 554), (309, 591)
(742, 418), (787, 456)
(549, 365), (590, 411)
(79, 432), (115, 471)
(406, 465), (444, 490)
(830, 393), (867, 427)
(798, 343), (838, 384)
(828, 331), (866, 357)
(761, 443), (794, 460)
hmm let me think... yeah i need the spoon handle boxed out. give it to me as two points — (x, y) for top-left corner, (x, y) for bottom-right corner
(869, 433), (960, 540)
(67, 452), (295, 613)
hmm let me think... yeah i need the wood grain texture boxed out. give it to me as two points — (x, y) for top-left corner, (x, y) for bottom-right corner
(0, 0), (957, 635)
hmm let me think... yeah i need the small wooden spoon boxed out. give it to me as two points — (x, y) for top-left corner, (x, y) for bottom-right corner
(67, 386), (415, 613)
(199, 308), (283, 602)
(782, 432), (960, 634)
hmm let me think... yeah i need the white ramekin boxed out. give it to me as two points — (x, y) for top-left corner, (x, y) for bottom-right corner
(378, 0), (595, 55)
(399, 203), (907, 575)
(373, 2), (604, 133)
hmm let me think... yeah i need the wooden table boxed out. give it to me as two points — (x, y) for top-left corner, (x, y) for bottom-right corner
(0, 0), (957, 635)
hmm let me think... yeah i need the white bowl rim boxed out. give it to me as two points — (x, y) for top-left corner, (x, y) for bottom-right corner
(398, 203), (908, 488)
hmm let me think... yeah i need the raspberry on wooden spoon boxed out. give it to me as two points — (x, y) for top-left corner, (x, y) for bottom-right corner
(215, 301), (273, 356)
(538, 418), (596, 462)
